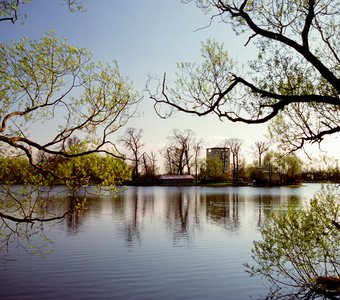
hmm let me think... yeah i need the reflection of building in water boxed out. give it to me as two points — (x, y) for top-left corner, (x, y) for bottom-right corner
(205, 193), (240, 231)
(206, 147), (230, 174)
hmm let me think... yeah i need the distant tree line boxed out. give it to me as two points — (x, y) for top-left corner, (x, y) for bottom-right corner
(2, 128), (336, 186)
(119, 127), (339, 185)
(301, 155), (340, 183)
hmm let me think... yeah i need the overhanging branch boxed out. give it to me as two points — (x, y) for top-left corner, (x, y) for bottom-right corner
(150, 74), (339, 124)
(0, 210), (71, 223)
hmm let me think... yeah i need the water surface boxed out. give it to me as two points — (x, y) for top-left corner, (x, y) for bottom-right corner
(0, 184), (324, 299)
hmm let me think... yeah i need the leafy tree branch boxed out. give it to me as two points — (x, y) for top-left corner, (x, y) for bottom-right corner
(148, 0), (339, 152)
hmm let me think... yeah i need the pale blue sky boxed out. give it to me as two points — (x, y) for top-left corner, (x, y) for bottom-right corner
(1, 0), (338, 163)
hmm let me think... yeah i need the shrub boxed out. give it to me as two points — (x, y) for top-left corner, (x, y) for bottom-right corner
(245, 185), (339, 296)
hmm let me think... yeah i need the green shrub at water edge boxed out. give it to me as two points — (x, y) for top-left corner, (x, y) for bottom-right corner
(245, 185), (339, 296)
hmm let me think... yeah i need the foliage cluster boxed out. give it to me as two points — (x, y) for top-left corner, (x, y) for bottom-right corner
(0, 151), (131, 188)
(224, 150), (302, 185)
(201, 156), (231, 182)
(245, 186), (340, 296)
(301, 156), (340, 183)
(0, 29), (139, 182)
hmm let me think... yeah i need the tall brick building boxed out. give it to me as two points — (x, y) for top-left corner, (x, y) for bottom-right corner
(206, 147), (230, 174)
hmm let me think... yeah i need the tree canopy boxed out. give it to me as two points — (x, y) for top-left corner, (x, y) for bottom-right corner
(0, 30), (139, 178)
(0, 0), (84, 23)
(161, 129), (200, 175)
(148, 0), (339, 152)
(0, 1), (139, 224)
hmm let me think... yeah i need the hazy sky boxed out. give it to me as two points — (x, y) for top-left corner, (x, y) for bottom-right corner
(1, 0), (338, 163)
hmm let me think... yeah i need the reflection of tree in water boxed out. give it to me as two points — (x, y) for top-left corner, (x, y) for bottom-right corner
(206, 193), (240, 231)
(111, 187), (203, 247)
(0, 186), (91, 263)
(173, 192), (189, 240)
(113, 188), (155, 246)
(164, 188), (202, 245)
(205, 192), (304, 231)
(0, 219), (53, 265)
(256, 195), (274, 228)
(256, 194), (303, 228)
(63, 195), (92, 236)
(123, 191), (141, 245)
(109, 188), (307, 247)
(259, 285), (328, 300)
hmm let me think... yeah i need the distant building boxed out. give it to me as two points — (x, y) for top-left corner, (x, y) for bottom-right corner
(158, 175), (195, 185)
(206, 147), (230, 174)
(252, 168), (281, 185)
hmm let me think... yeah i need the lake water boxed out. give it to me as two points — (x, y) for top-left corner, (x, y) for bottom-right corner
(0, 184), (326, 299)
